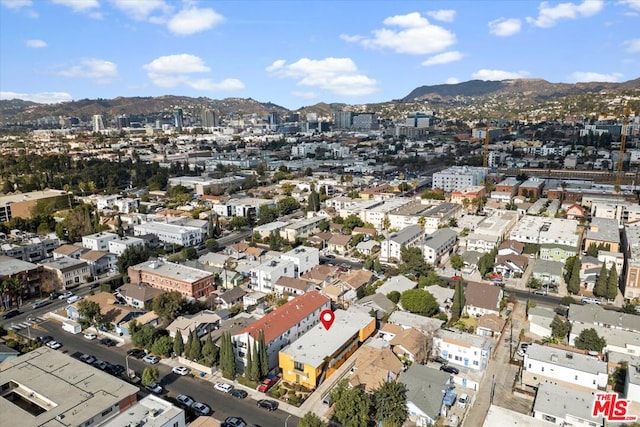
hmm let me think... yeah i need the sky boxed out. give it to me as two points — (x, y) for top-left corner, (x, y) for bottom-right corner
(0, 0), (639, 110)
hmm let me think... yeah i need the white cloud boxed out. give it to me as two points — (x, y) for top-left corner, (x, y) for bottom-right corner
(618, 0), (640, 11)
(341, 12), (456, 55)
(143, 54), (243, 92)
(446, 77), (460, 84)
(25, 39), (47, 48)
(58, 58), (118, 83)
(569, 71), (623, 82)
(624, 38), (640, 53)
(291, 91), (317, 100)
(488, 18), (522, 36)
(0, 91), (72, 104)
(421, 51), (463, 66)
(266, 57), (378, 97)
(1, 0), (31, 8)
(50, 0), (100, 14)
(472, 69), (530, 80)
(526, 0), (604, 28)
(426, 9), (456, 22)
(109, 0), (171, 21)
(167, 7), (224, 35)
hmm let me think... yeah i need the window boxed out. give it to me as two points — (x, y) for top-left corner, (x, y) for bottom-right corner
(294, 361), (304, 371)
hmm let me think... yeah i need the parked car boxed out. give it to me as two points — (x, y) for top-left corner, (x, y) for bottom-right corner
(172, 366), (190, 376)
(192, 402), (211, 416)
(230, 389), (248, 399)
(433, 356), (448, 365)
(533, 289), (548, 296)
(67, 295), (82, 304)
(146, 382), (163, 394)
(79, 354), (96, 364)
(49, 290), (64, 300)
(93, 360), (109, 371)
(100, 338), (116, 346)
(256, 399), (278, 411)
(214, 382), (234, 393)
(257, 374), (279, 392)
(84, 333), (97, 340)
(1, 309), (20, 319)
(223, 417), (247, 427)
(46, 340), (62, 350)
(440, 365), (459, 375)
(582, 297), (601, 305)
(32, 300), (50, 309)
(127, 348), (146, 359)
(142, 354), (160, 364)
(176, 394), (195, 408)
(37, 335), (54, 344)
(457, 393), (469, 408)
(58, 291), (73, 300)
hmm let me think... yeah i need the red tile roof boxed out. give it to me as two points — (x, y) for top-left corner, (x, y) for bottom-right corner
(237, 290), (329, 342)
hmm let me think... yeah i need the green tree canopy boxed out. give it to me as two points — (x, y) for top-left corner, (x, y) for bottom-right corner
(330, 379), (370, 427)
(450, 254), (464, 270)
(116, 245), (151, 274)
(152, 291), (187, 325)
(77, 299), (102, 330)
(594, 263), (608, 298)
(450, 279), (465, 322)
(399, 246), (431, 278)
(373, 381), (408, 427)
(141, 367), (159, 386)
(550, 315), (571, 339)
(387, 291), (401, 304)
(574, 328), (606, 352)
(400, 289), (439, 317)
(606, 265), (618, 300)
(277, 196), (301, 215)
(151, 335), (173, 357)
(173, 331), (184, 356)
(298, 412), (327, 427)
(568, 257), (581, 294)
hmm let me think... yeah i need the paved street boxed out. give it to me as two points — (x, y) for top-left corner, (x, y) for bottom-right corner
(29, 321), (300, 427)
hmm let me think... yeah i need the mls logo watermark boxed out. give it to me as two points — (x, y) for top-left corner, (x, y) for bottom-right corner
(592, 393), (637, 422)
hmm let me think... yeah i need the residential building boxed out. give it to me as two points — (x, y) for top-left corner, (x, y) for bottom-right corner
(0, 189), (67, 222)
(355, 293), (396, 319)
(79, 250), (117, 277)
(212, 197), (274, 219)
(532, 260), (564, 286)
(568, 304), (640, 333)
(0, 347), (139, 427)
(380, 224), (424, 262)
(522, 343), (608, 392)
(40, 257), (90, 289)
(390, 327), (428, 363)
(356, 239), (379, 255)
(432, 166), (488, 192)
(348, 342), (404, 393)
(569, 322), (640, 356)
(399, 364), (453, 427)
(627, 361), (640, 406)
(128, 259), (216, 299)
(166, 310), (221, 343)
(103, 394), (185, 427)
(483, 405), (553, 427)
(388, 311), (444, 335)
(584, 217), (621, 254)
(623, 223), (640, 300)
(327, 234), (351, 254)
(497, 240), (524, 256)
(67, 292), (144, 334)
(509, 217), (580, 247)
(133, 222), (204, 247)
(376, 275), (416, 296)
(527, 306), (556, 338)
(168, 176), (245, 196)
(0, 256), (42, 302)
(464, 282), (503, 317)
(232, 291), (331, 371)
(423, 285), (454, 313)
(252, 221), (289, 239)
(432, 329), (492, 371)
(532, 383), (604, 426)
(450, 185), (486, 206)
(0, 234), (60, 262)
(275, 276), (312, 296)
(108, 235), (146, 256)
(422, 229), (457, 266)
(279, 307), (375, 389)
(217, 287), (247, 309)
(494, 177), (521, 195)
(280, 216), (325, 241)
(52, 244), (88, 259)
(280, 246), (319, 277)
(539, 243), (578, 263)
(81, 231), (118, 251)
(518, 178), (545, 199)
(476, 314), (506, 337)
(116, 282), (163, 308)
(249, 258), (296, 294)
(421, 203), (463, 233)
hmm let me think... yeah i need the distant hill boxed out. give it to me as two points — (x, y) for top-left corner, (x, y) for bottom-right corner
(402, 78), (640, 102)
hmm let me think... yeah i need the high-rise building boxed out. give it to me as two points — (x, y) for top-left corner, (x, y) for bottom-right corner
(352, 113), (378, 130)
(92, 114), (105, 132)
(288, 112), (300, 122)
(201, 109), (218, 127)
(268, 111), (281, 127)
(116, 114), (130, 129)
(173, 108), (184, 131)
(405, 113), (431, 128)
(334, 110), (353, 129)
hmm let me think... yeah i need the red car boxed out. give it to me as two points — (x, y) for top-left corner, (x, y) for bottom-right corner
(257, 375), (279, 392)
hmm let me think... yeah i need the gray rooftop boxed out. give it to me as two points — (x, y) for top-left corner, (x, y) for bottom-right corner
(571, 322), (640, 349)
(436, 329), (492, 349)
(389, 224), (422, 245)
(399, 364), (451, 420)
(423, 228), (457, 250)
(103, 395), (184, 427)
(280, 307), (373, 367)
(388, 311), (444, 334)
(525, 343), (607, 375)
(483, 405), (553, 427)
(0, 347), (138, 427)
(376, 275), (417, 296)
(132, 259), (214, 283)
(40, 256), (88, 272)
(532, 259), (564, 276)
(356, 293), (396, 314)
(533, 383), (604, 424)
(585, 217), (620, 244)
(423, 202), (460, 218)
(568, 304), (640, 332)
(0, 255), (38, 276)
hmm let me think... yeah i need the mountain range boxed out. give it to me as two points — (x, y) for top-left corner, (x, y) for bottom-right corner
(1, 78), (639, 125)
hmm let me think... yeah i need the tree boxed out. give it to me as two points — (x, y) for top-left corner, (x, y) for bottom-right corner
(202, 334), (219, 367)
(586, 243), (599, 257)
(527, 277), (542, 289)
(184, 329), (194, 359)
(550, 315), (571, 339)
(606, 265), (618, 300)
(141, 367), (159, 386)
(594, 264), (608, 298)
(399, 246), (430, 278)
(307, 190), (321, 212)
(257, 205), (278, 225)
(2, 275), (24, 309)
(387, 291), (401, 304)
(277, 196), (301, 215)
(298, 412), (327, 427)
(116, 214), (124, 237)
(400, 289), (439, 317)
(568, 257), (581, 294)
(229, 216), (249, 230)
(205, 238), (218, 251)
(173, 331), (184, 356)
(477, 248), (497, 277)
(450, 254), (464, 270)
(188, 330), (202, 361)
(342, 214), (364, 233)
(373, 381), (408, 427)
(116, 245), (151, 274)
(219, 332), (236, 379)
(131, 324), (159, 349)
(152, 291), (187, 324)
(330, 379), (370, 427)
(77, 299), (102, 330)
(574, 328), (606, 352)
(563, 256), (577, 283)
(151, 335), (173, 356)
(258, 330), (269, 378)
(246, 341), (258, 381)
(450, 279), (465, 322)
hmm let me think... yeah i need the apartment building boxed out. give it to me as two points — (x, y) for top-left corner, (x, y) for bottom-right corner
(232, 291), (331, 371)
(0, 189), (67, 222)
(250, 258), (296, 294)
(82, 231), (119, 251)
(450, 186), (486, 205)
(128, 259), (215, 299)
(532, 383), (605, 426)
(108, 235), (146, 256)
(41, 257), (91, 289)
(280, 216), (325, 242)
(0, 234), (60, 262)
(518, 178), (545, 199)
(432, 166), (488, 192)
(522, 343), (608, 392)
(252, 221), (290, 239)
(133, 222), (204, 247)
(380, 224), (424, 262)
(421, 203), (463, 233)
(592, 201), (640, 225)
(280, 246), (319, 277)
(432, 329), (492, 371)
(422, 229), (457, 266)
(583, 217), (620, 253)
(0, 255), (42, 301)
(509, 217), (580, 247)
(279, 307), (375, 389)
(212, 197), (274, 219)
(168, 175), (245, 195)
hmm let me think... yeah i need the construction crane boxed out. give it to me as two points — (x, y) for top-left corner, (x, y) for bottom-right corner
(483, 120), (513, 169)
(615, 103), (632, 190)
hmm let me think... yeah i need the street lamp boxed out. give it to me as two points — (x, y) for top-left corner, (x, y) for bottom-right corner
(285, 414), (292, 427)
(26, 315), (33, 341)
(125, 354), (132, 380)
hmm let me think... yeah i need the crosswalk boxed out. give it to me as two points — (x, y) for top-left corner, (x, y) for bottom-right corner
(10, 316), (46, 332)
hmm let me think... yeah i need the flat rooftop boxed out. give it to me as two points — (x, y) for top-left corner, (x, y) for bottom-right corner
(133, 259), (213, 283)
(483, 404), (553, 427)
(586, 217), (620, 244)
(135, 222), (201, 233)
(0, 255), (38, 276)
(280, 308), (373, 367)
(525, 343), (606, 375)
(0, 347), (138, 427)
(533, 383), (604, 424)
(0, 190), (66, 205)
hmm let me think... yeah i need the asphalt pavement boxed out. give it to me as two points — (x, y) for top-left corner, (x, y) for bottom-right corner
(27, 321), (300, 427)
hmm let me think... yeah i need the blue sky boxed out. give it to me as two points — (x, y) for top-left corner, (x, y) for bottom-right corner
(0, 0), (639, 109)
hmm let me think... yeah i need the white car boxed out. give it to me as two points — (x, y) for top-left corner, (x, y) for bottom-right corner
(176, 394), (195, 408)
(58, 291), (73, 300)
(46, 340), (62, 349)
(143, 354), (160, 364)
(214, 382), (233, 393)
(146, 382), (163, 394)
(67, 295), (82, 304)
(84, 333), (97, 340)
(172, 366), (190, 376)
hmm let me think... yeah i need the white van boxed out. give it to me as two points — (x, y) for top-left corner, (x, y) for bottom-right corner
(457, 393), (468, 408)
(67, 295), (82, 304)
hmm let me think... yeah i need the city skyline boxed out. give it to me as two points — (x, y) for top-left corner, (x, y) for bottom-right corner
(0, 0), (639, 109)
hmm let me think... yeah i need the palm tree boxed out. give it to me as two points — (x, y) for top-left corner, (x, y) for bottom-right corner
(78, 181), (86, 197)
(63, 184), (72, 209)
(417, 216), (426, 229)
(0, 279), (9, 310)
(88, 181), (97, 194)
(5, 276), (24, 309)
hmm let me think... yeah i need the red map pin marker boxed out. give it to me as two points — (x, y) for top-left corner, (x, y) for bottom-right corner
(320, 309), (335, 330)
